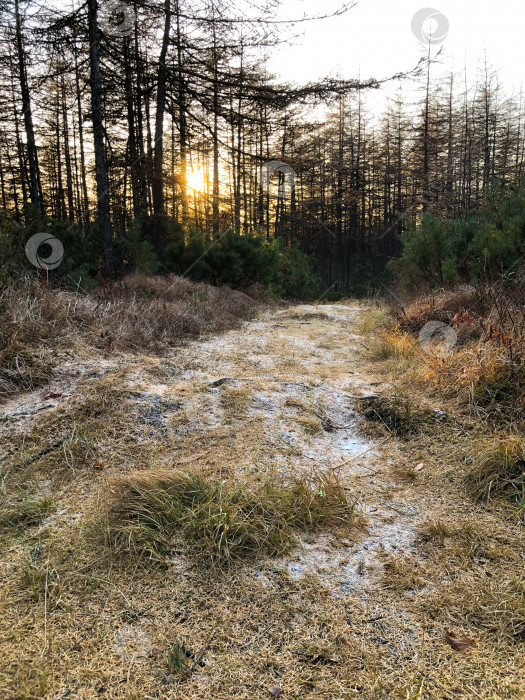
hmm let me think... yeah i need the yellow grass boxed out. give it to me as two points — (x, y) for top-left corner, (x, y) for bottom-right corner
(2, 301), (525, 698)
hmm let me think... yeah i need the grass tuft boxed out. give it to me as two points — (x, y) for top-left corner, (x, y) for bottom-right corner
(463, 435), (525, 502)
(419, 519), (451, 545)
(296, 415), (324, 434)
(369, 327), (418, 363)
(0, 491), (55, 531)
(356, 305), (392, 335)
(18, 558), (62, 607)
(167, 639), (192, 677)
(382, 555), (424, 592)
(221, 386), (253, 420)
(104, 468), (356, 564)
(418, 518), (492, 561)
(356, 396), (447, 438)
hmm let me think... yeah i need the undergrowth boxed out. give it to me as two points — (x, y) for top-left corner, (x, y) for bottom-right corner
(394, 281), (525, 427)
(463, 435), (525, 503)
(0, 274), (261, 402)
(363, 281), (525, 508)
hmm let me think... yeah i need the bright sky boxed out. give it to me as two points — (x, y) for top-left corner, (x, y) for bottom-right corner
(267, 0), (525, 109)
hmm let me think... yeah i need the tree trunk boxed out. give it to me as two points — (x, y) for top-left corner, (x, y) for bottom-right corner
(152, 0), (172, 249)
(175, 0), (187, 224)
(87, 0), (112, 278)
(14, 0), (41, 215)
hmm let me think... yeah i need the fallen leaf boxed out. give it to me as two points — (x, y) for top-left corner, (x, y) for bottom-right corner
(176, 451), (209, 464)
(42, 392), (62, 400)
(268, 686), (282, 697)
(415, 463), (424, 472)
(444, 630), (475, 650)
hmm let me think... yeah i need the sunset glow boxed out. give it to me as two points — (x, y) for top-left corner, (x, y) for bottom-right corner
(186, 167), (205, 193)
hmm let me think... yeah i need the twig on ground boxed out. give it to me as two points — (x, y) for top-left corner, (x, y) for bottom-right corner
(10, 433), (72, 472)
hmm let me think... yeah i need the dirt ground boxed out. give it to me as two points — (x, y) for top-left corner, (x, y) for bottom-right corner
(1, 303), (524, 698)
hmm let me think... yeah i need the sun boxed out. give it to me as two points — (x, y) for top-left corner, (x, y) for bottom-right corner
(186, 167), (205, 193)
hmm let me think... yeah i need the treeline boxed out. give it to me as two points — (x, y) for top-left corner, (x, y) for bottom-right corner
(1, 0), (524, 294)
(395, 181), (525, 290)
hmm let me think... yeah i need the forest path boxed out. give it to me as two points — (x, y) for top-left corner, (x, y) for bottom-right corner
(1, 302), (421, 613)
(7, 303), (517, 698)
(176, 302), (419, 591)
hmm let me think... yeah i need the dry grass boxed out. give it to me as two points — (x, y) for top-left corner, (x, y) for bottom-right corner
(3, 301), (525, 697)
(284, 397), (341, 434)
(0, 274), (261, 403)
(104, 468), (357, 564)
(387, 283), (525, 427)
(221, 386), (253, 420)
(356, 395), (448, 438)
(418, 517), (494, 562)
(295, 415), (324, 434)
(356, 304), (392, 335)
(397, 286), (479, 332)
(381, 555), (424, 592)
(409, 514), (525, 653)
(361, 283), (525, 433)
(360, 296), (525, 669)
(2, 380), (124, 481)
(463, 434), (525, 502)
(423, 575), (525, 641)
(419, 518), (455, 544)
(361, 305), (525, 507)
(417, 342), (525, 424)
(0, 344), (54, 399)
(369, 325), (418, 364)
(0, 489), (55, 531)
(18, 557), (63, 608)
(284, 397), (330, 434)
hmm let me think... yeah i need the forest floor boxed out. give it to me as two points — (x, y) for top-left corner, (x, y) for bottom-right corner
(1, 302), (524, 698)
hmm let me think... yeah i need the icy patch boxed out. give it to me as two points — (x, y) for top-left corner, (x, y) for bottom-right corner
(337, 434), (370, 457)
(285, 505), (418, 596)
(182, 393), (224, 431)
(113, 624), (153, 662)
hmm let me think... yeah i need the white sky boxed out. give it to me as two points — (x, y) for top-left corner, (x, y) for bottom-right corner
(267, 0), (525, 109)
